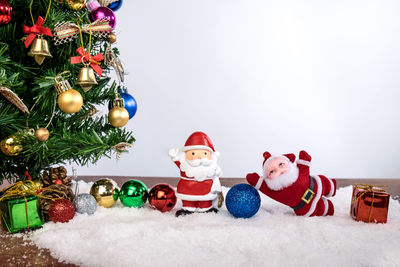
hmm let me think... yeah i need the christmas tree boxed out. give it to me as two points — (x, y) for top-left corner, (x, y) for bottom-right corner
(0, 0), (135, 183)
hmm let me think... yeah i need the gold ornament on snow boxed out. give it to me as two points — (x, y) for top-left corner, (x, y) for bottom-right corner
(1, 135), (23, 156)
(35, 128), (50, 142)
(65, 0), (86, 11)
(90, 178), (119, 208)
(108, 95), (129, 128)
(55, 72), (83, 114)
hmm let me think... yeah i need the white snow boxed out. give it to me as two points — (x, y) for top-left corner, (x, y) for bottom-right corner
(27, 181), (400, 267)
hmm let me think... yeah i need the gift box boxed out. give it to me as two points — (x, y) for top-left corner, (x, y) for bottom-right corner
(350, 184), (390, 223)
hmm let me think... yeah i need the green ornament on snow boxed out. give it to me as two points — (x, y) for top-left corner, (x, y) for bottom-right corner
(119, 180), (148, 208)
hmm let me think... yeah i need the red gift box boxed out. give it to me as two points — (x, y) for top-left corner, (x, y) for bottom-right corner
(350, 184), (390, 223)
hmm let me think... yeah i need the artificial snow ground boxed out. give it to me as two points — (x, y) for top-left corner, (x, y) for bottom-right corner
(26, 181), (400, 267)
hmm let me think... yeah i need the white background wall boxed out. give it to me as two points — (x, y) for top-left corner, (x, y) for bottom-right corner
(69, 0), (400, 178)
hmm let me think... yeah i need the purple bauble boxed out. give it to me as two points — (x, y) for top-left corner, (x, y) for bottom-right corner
(86, 0), (116, 29)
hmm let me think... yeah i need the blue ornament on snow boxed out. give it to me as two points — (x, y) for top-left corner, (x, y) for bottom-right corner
(225, 184), (261, 218)
(108, 0), (123, 11)
(108, 88), (137, 119)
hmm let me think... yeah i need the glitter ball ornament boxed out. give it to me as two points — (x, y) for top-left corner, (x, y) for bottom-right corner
(1, 135), (22, 156)
(148, 184), (177, 212)
(0, 0), (12, 25)
(48, 199), (76, 223)
(73, 193), (97, 215)
(90, 178), (119, 208)
(119, 180), (148, 208)
(225, 184), (261, 218)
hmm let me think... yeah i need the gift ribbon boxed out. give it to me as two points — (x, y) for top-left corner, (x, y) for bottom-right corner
(70, 46), (104, 76)
(353, 183), (387, 223)
(23, 16), (53, 48)
(53, 18), (113, 45)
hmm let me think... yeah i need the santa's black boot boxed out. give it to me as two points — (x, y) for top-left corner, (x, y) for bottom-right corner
(175, 209), (194, 217)
(205, 208), (219, 213)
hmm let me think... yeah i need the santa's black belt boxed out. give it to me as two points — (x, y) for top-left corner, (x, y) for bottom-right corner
(292, 176), (316, 211)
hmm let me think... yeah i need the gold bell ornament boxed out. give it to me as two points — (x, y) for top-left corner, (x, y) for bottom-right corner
(1, 135), (23, 156)
(27, 35), (53, 65)
(108, 95), (129, 128)
(55, 72), (83, 114)
(76, 64), (98, 92)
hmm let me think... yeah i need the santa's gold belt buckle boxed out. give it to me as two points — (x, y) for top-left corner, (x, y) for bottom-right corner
(302, 188), (315, 204)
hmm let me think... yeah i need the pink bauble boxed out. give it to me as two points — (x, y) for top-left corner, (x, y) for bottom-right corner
(86, 0), (116, 29)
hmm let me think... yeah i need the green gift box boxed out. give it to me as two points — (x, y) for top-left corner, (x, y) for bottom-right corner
(0, 195), (44, 233)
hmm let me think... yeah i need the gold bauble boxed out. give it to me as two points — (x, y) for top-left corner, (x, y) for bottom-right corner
(57, 89), (83, 114)
(108, 33), (117, 44)
(35, 128), (50, 142)
(65, 0), (86, 11)
(108, 107), (129, 128)
(90, 178), (119, 208)
(1, 135), (23, 156)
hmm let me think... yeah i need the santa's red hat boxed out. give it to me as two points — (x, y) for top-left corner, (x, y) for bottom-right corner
(262, 151), (296, 168)
(183, 131), (215, 152)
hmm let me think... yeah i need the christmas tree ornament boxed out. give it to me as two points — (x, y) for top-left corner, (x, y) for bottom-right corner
(1, 135), (22, 156)
(73, 193), (97, 215)
(48, 198), (75, 223)
(169, 131), (223, 216)
(246, 150), (336, 217)
(119, 180), (148, 208)
(35, 127), (49, 142)
(55, 72), (83, 114)
(107, 0), (122, 11)
(65, 0), (86, 11)
(148, 183), (177, 212)
(23, 15), (53, 65)
(0, 86), (29, 113)
(0, 0), (12, 25)
(108, 32), (116, 43)
(108, 95), (129, 127)
(40, 184), (75, 221)
(86, 0), (116, 29)
(226, 184), (260, 218)
(90, 178), (119, 208)
(108, 88), (137, 119)
(53, 18), (112, 45)
(104, 43), (124, 83)
(40, 166), (71, 187)
(21, 179), (43, 193)
(71, 47), (104, 92)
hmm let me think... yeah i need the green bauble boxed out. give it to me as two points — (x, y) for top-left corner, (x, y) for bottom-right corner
(119, 180), (148, 208)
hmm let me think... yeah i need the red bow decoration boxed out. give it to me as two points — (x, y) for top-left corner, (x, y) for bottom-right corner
(70, 46), (104, 76)
(22, 16), (53, 48)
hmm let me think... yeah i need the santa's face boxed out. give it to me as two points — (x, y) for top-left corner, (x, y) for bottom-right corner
(177, 149), (220, 181)
(185, 149), (212, 161)
(266, 157), (290, 179)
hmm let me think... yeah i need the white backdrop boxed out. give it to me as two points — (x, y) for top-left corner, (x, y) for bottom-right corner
(68, 0), (400, 178)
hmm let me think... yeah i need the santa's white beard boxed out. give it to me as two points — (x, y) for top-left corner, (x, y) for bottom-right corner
(262, 162), (299, 191)
(177, 151), (220, 182)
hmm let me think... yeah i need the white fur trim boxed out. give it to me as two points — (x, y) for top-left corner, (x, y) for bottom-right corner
(183, 145), (213, 152)
(176, 192), (217, 201)
(263, 164), (299, 191)
(255, 177), (264, 190)
(263, 155), (291, 168)
(303, 175), (323, 217)
(182, 206), (212, 212)
(322, 197), (329, 216)
(296, 159), (311, 167)
(326, 178), (335, 197)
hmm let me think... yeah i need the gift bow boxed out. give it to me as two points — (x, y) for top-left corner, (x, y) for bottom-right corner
(70, 47), (104, 76)
(22, 16), (53, 48)
(53, 18), (113, 45)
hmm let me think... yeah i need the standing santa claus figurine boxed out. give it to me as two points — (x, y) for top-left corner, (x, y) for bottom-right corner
(246, 150), (336, 216)
(169, 131), (224, 217)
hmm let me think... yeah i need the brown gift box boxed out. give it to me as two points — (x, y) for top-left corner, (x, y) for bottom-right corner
(350, 184), (390, 223)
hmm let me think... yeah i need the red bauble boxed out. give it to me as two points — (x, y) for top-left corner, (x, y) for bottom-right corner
(148, 183), (177, 212)
(0, 0), (11, 25)
(48, 199), (75, 223)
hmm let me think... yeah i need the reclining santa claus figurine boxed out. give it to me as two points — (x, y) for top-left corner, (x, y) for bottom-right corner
(169, 131), (224, 217)
(246, 150), (336, 216)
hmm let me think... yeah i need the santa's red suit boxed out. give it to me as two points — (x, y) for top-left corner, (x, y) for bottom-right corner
(169, 132), (222, 212)
(246, 150), (336, 216)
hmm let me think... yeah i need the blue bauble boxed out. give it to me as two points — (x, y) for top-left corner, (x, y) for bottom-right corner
(225, 184), (261, 218)
(108, 91), (137, 119)
(108, 0), (123, 11)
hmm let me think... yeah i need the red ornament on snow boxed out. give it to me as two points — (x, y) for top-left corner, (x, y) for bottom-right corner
(48, 199), (75, 223)
(0, 0), (11, 25)
(148, 183), (177, 212)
